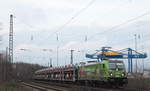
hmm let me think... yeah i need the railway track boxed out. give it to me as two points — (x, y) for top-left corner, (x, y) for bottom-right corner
(32, 80), (121, 91)
(22, 81), (71, 91)
(22, 80), (146, 91)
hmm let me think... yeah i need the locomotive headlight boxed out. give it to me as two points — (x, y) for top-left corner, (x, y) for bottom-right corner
(122, 72), (126, 77)
(110, 73), (113, 76)
(109, 72), (113, 76)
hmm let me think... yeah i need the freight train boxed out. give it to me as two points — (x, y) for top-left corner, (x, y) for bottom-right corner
(34, 60), (128, 87)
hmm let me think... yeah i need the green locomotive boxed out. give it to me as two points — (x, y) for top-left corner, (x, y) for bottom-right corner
(78, 60), (127, 86)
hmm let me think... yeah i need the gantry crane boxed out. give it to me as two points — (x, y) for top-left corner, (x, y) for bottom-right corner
(86, 47), (147, 73)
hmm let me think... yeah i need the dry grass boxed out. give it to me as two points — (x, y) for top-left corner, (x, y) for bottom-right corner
(0, 82), (34, 91)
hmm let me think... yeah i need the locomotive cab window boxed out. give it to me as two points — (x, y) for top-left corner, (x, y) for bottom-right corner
(116, 63), (125, 70)
(109, 63), (116, 70)
(109, 61), (125, 70)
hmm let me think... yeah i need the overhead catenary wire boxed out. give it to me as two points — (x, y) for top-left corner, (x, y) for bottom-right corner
(109, 31), (150, 48)
(17, 9), (150, 47)
(54, 0), (96, 33)
(14, 1), (150, 45)
(37, 0), (96, 45)
(39, 0), (133, 45)
(17, 0), (146, 45)
(74, 11), (150, 55)
(87, 11), (150, 41)
(16, 0), (130, 46)
(14, 0), (96, 46)
(63, 11), (150, 52)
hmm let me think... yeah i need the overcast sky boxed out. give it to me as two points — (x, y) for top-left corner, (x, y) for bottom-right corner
(0, 0), (150, 70)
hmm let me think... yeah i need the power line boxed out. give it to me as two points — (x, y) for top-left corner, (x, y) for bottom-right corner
(73, 11), (150, 53)
(17, 0), (129, 46)
(112, 32), (150, 46)
(54, 0), (96, 33)
(37, 0), (96, 45)
(88, 11), (150, 40)
(17, 0), (134, 45)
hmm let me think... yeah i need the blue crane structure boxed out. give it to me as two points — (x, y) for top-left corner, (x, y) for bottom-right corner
(86, 47), (147, 73)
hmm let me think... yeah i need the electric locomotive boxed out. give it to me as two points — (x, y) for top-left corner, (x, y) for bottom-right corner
(78, 60), (127, 86)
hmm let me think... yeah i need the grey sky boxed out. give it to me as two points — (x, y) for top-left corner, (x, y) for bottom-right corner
(0, 0), (150, 69)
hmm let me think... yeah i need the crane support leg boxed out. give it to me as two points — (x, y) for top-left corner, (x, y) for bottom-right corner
(128, 48), (133, 73)
(131, 58), (132, 73)
(128, 59), (130, 73)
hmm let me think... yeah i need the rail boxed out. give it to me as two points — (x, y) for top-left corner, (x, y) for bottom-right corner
(22, 82), (70, 91)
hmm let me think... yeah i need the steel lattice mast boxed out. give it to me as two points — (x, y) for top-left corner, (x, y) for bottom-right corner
(9, 14), (13, 63)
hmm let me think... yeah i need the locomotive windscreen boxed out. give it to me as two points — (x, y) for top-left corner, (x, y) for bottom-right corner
(109, 61), (125, 70)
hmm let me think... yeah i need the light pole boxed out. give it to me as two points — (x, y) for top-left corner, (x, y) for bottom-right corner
(42, 49), (53, 67)
(70, 50), (74, 64)
(56, 33), (59, 66)
(57, 46), (59, 66)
